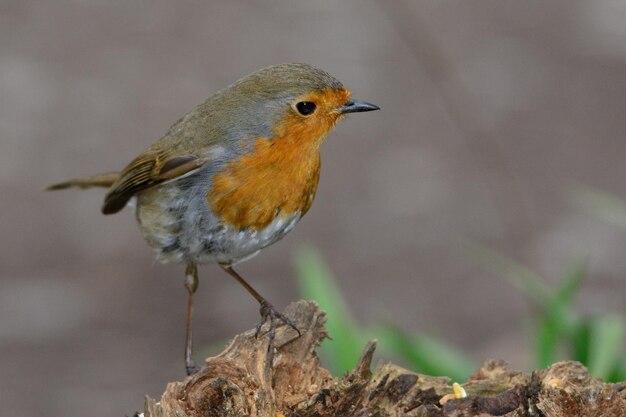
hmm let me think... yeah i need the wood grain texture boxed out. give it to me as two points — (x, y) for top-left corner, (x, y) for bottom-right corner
(144, 301), (626, 417)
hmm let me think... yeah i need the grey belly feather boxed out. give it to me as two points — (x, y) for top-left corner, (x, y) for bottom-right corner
(134, 172), (301, 265)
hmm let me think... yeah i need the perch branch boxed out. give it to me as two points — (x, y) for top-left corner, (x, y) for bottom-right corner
(143, 300), (626, 417)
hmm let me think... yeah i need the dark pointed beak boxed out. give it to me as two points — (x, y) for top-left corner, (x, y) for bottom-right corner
(338, 99), (380, 114)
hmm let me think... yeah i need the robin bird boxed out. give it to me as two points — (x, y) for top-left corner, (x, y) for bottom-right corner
(46, 63), (379, 375)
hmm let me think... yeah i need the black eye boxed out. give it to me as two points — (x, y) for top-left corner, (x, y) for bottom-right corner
(296, 101), (316, 116)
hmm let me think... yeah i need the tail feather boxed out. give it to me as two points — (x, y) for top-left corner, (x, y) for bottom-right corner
(45, 172), (119, 191)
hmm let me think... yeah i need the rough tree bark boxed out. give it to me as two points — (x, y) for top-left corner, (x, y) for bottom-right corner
(143, 301), (625, 417)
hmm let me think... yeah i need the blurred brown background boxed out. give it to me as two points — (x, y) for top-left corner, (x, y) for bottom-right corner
(1, 1), (625, 416)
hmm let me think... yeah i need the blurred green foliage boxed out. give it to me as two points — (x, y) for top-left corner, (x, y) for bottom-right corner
(468, 244), (625, 382)
(294, 243), (625, 382)
(294, 245), (475, 381)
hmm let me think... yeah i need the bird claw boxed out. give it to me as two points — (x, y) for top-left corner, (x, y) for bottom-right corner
(255, 301), (301, 350)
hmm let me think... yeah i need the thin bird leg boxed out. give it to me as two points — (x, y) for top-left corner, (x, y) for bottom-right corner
(219, 265), (301, 347)
(184, 262), (199, 375)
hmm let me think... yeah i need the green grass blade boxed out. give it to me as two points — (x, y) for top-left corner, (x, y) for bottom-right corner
(534, 316), (559, 368)
(587, 315), (626, 380)
(608, 357), (626, 382)
(570, 187), (626, 230)
(533, 261), (586, 367)
(572, 320), (591, 366)
(293, 245), (364, 373)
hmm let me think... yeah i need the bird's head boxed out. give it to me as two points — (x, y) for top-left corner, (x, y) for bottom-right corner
(222, 63), (379, 148)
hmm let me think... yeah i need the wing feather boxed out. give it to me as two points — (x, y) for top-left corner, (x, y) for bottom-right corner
(102, 151), (207, 215)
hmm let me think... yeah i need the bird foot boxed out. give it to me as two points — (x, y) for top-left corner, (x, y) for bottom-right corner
(255, 300), (301, 350)
(185, 363), (200, 376)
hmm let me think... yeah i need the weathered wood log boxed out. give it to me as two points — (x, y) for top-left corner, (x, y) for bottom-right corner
(143, 300), (625, 417)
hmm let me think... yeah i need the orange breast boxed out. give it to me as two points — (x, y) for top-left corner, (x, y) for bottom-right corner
(207, 135), (321, 230)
